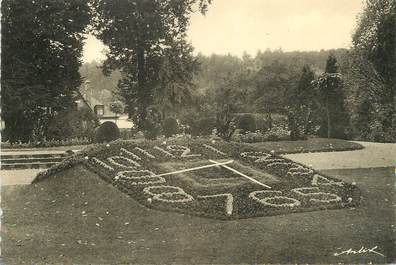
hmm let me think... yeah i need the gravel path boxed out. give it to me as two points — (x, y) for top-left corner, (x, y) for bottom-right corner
(1, 169), (44, 186)
(283, 141), (396, 170)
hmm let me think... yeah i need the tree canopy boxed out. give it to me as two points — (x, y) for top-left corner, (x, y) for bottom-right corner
(90, 0), (211, 128)
(345, 0), (396, 141)
(1, 0), (91, 142)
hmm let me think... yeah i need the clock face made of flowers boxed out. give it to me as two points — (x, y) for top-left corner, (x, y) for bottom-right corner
(85, 140), (360, 220)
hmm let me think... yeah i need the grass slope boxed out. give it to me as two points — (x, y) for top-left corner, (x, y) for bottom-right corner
(2, 166), (395, 264)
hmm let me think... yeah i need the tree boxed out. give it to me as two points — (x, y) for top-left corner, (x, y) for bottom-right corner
(346, 0), (396, 142)
(154, 41), (200, 119)
(80, 61), (121, 104)
(314, 54), (349, 139)
(286, 65), (317, 140)
(91, 0), (211, 129)
(109, 101), (124, 124)
(212, 85), (237, 141)
(1, 0), (91, 142)
(253, 60), (299, 128)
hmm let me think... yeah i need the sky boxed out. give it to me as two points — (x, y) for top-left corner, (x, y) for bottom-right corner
(82, 0), (365, 62)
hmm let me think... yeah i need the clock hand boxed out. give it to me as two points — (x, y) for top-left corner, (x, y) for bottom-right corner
(154, 160), (234, 177)
(209, 159), (271, 189)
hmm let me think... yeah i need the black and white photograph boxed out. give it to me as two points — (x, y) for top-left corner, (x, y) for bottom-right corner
(0, 0), (395, 264)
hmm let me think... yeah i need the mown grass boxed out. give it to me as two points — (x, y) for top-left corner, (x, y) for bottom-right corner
(2, 166), (395, 264)
(249, 137), (363, 154)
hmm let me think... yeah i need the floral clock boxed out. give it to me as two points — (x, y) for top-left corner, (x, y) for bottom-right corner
(85, 140), (360, 220)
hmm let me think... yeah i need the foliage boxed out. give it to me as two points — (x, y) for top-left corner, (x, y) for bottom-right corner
(253, 60), (300, 128)
(181, 112), (216, 136)
(286, 65), (318, 140)
(119, 128), (137, 140)
(1, 138), (91, 149)
(91, 0), (211, 129)
(208, 75), (239, 141)
(237, 114), (256, 133)
(162, 117), (179, 138)
(344, 0), (396, 142)
(46, 107), (99, 141)
(109, 101), (124, 116)
(314, 55), (350, 139)
(143, 108), (162, 140)
(263, 124), (292, 141)
(79, 62), (121, 105)
(1, 0), (91, 143)
(154, 42), (200, 119)
(234, 123), (291, 143)
(94, 121), (120, 143)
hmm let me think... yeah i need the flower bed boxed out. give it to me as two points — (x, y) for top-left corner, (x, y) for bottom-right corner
(1, 137), (91, 149)
(41, 138), (360, 220)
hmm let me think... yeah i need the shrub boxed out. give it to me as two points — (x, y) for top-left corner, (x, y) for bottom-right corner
(263, 124), (291, 141)
(232, 125), (291, 143)
(232, 131), (265, 143)
(162, 117), (179, 137)
(144, 126), (160, 140)
(109, 101), (124, 116)
(46, 107), (99, 141)
(237, 114), (256, 133)
(143, 118), (161, 140)
(94, 121), (120, 143)
(181, 113), (216, 136)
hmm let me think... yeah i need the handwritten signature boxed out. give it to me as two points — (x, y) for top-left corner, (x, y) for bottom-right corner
(334, 246), (385, 257)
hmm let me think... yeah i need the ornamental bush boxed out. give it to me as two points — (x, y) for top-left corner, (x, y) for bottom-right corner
(182, 114), (216, 136)
(237, 114), (256, 133)
(46, 107), (99, 142)
(263, 124), (291, 141)
(94, 121), (120, 143)
(162, 117), (179, 137)
(143, 115), (161, 140)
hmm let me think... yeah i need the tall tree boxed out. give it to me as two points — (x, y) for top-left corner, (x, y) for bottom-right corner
(91, 0), (211, 129)
(314, 54), (349, 139)
(253, 60), (299, 128)
(287, 65), (317, 139)
(154, 41), (199, 119)
(208, 73), (239, 141)
(346, 0), (396, 142)
(1, 0), (91, 142)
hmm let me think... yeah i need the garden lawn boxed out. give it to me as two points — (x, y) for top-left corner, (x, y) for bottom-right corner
(2, 166), (395, 264)
(249, 137), (363, 154)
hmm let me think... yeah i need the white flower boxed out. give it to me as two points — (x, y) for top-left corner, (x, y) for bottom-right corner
(84, 156), (89, 160)
(147, 198), (152, 203)
(106, 144), (110, 147)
